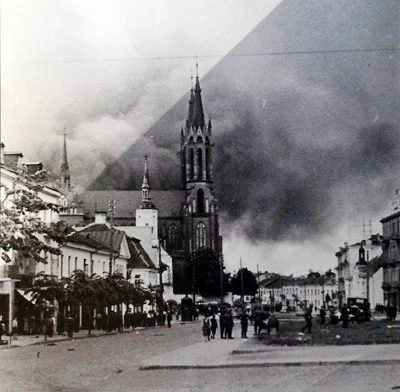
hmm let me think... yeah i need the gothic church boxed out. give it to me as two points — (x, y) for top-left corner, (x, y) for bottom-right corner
(80, 73), (223, 293)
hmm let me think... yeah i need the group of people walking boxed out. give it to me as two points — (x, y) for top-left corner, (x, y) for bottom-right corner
(202, 308), (254, 342)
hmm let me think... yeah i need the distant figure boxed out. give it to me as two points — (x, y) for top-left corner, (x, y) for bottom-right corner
(46, 315), (55, 338)
(225, 309), (234, 339)
(320, 307), (326, 325)
(240, 311), (249, 338)
(210, 315), (218, 338)
(253, 308), (262, 335)
(167, 311), (172, 328)
(66, 314), (74, 338)
(301, 305), (313, 333)
(12, 318), (18, 340)
(202, 317), (211, 342)
(341, 305), (349, 328)
(219, 311), (226, 339)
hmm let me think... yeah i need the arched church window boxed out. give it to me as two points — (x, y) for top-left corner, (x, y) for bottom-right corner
(168, 224), (180, 249)
(190, 148), (194, 179)
(197, 148), (203, 180)
(205, 139), (211, 179)
(195, 222), (207, 250)
(197, 189), (205, 213)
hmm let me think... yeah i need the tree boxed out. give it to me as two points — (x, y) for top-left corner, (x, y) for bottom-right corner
(231, 268), (258, 298)
(1, 169), (64, 264)
(187, 248), (228, 298)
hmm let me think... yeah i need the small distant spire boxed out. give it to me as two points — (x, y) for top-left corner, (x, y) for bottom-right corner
(192, 64), (205, 129)
(142, 154), (150, 189)
(60, 128), (71, 189)
(140, 156), (156, 209)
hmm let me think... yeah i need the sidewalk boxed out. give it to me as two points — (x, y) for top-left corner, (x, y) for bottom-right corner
(0, 318), (190, 349)
(140, 327), (400, 370)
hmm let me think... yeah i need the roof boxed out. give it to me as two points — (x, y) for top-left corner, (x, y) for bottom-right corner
(79, 190), (186, 218)
(366, 253), (385, 275)
(73, 225), (125, 253)
(381, 210), (400, 223)
(127, 236), (157, 270)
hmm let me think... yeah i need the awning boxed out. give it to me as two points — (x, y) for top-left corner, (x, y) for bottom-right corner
(15, 289), (36, 305)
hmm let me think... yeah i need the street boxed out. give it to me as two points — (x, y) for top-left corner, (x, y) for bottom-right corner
(1, 322), (400, 392)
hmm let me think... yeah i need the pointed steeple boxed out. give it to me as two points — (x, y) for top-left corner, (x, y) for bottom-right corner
(187, 74), (195, 125)
(192, 65), (205, 130)
(140, 155), (156, 209)
(60, 129), (71, 189)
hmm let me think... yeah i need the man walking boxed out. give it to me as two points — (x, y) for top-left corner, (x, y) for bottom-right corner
(301, 304), (313, 333)
(219, 310), (226, 339)
(240, 310), (249, 338)
(210, 314), (218, 338)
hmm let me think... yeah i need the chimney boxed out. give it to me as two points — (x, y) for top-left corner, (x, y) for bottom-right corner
(4, 152), (23, 170)
(94, 211), (107, 224)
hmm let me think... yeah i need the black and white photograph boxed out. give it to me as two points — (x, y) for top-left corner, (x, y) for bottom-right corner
(1, 1), (399, 391)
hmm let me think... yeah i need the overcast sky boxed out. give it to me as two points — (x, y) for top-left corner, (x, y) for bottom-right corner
(2, 0), (398, 276)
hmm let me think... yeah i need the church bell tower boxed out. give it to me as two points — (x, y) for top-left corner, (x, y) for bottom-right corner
(180, 65), (221, 255)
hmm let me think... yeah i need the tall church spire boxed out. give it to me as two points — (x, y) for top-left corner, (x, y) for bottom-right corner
(192, 63), (205, 130)
(60, 129), (70, 189)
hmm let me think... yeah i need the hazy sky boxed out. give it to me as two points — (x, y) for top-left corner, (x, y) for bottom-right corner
(2, 0), (398, 276)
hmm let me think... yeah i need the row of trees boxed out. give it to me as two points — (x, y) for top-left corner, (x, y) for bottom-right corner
(26, 270), (151, 334)
(187, 248), (258, 298)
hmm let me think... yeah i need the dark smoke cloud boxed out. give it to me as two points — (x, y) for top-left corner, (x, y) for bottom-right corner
(90, 0), (400, 243)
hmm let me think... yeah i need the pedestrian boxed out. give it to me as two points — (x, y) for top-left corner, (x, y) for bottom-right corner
(66, 313), (74, 338)
(202, 316), (211, 342)
(301, 305), (313, 333)
(210, 314), (218, 338)
(219, 310), (226, 339)
(47, 315), (55, 338)
(240, 310), (249, 338)
(225, 309), (234, 339)
(320, 306), (326, 326)
(167, 310), (172, 328)
(341, 305), (349, 328)
(12, 317), (18, 340)
(96, 312), (103, 330)
(253, 308), (262, 335)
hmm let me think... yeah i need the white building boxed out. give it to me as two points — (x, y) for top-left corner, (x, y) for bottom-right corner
(0, 145), (66, 334)
(336, 235), (384, 309)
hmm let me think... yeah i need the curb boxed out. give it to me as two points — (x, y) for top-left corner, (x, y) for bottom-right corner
(139, 358), (400, 370)
(0, 321), (199, 350)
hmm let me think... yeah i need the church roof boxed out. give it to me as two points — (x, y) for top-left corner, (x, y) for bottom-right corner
(127, 236), (157, 270)
(80, 190), (186, 218)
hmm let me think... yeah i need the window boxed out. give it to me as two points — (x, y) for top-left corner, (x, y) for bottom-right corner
(60, 255), (64, 277)
(68, 256), (71, 276)
(168, 224), (180, 249)
(134, 274), (141, 286)
(195, 222), (207, 250)
(197, 148), (203, 179)
(190, 149), (194, 179)
(75, 257), (78, 272)
(197, 189), (205, 213)
(84, 259), (88, 275)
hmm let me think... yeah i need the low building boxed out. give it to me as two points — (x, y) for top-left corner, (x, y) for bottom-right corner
(381, 193), (400, 311)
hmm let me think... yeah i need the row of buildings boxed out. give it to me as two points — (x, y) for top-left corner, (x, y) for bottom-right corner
(0, 72), (225, 333)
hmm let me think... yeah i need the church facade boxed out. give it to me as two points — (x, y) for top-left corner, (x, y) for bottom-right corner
(80, 74), (223, 294)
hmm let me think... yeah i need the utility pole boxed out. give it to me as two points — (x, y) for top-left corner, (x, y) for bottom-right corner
(366, 250), (370, 305)
(158, 241), (164, 325)
(257, 264), (261, 304)
(219, 254), (224, 308)
(240, 258), (244, 303)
